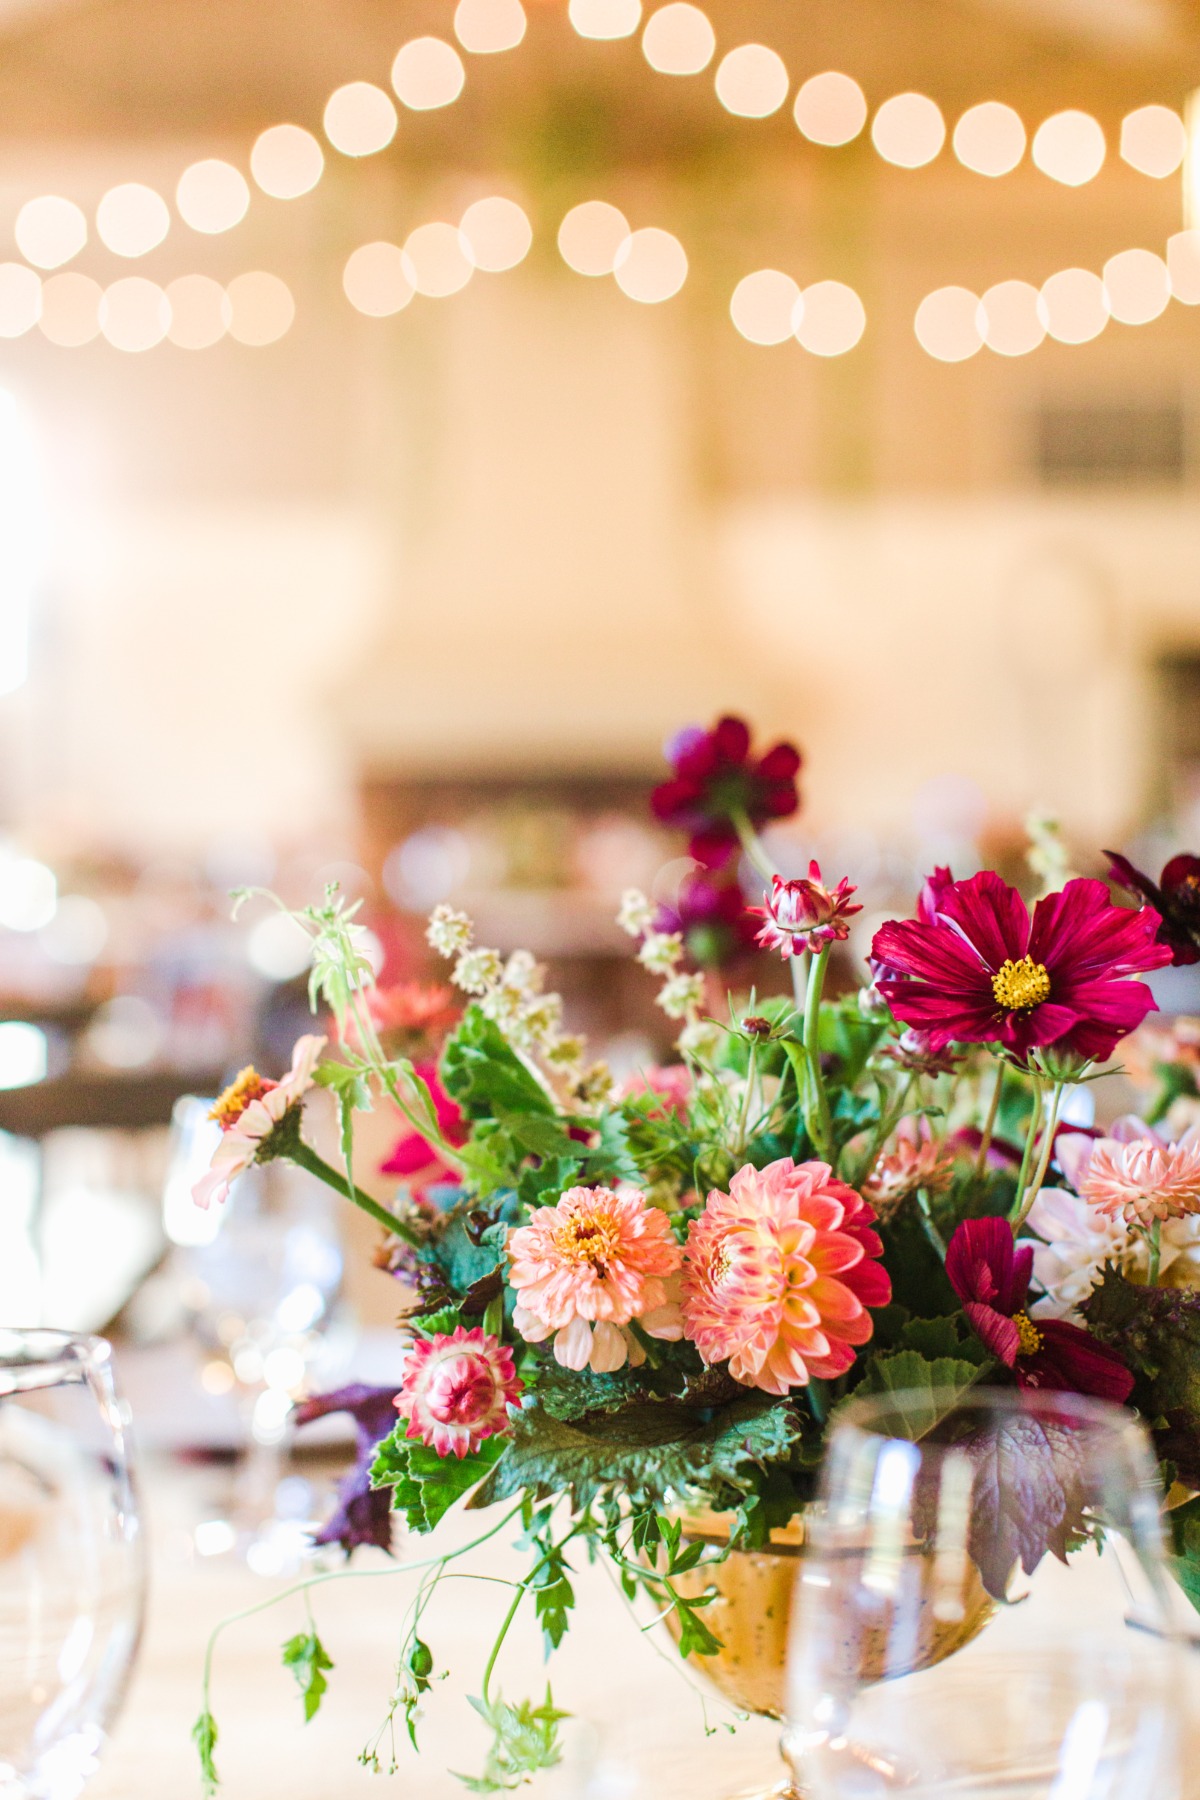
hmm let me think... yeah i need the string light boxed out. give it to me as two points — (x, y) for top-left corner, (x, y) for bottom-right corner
(165, 274), (231, 348)
(176, 160), (250, 234)
(343, 241), (414, 315)
(99, 277), (170, 351)
(558, 201), (630, 275)
(613, 227), (687, 302)
(569, 0), (642, 41)
(1168, 229), (1200, 303)
(38, 272), (101, 346)
(454, 0), (527, 54)
(1120, 104), (1185, 177)
(715, 44), (789, 119)
(391, 37), (466, 110)
(1102, 247), (1170, 324)
(1032, 111), (1105, 186)
(0, 265), (41, 338)
(793, 72), (866, 146)
(1039, 267), (1108, 343)
(96, 183), (170, 258)
(793, 281), (865, 355)
(730, 269), (801, 344)
(16, 196), (86, 270)
(323, 82), (398, 157)
(459, 196), (532, 271)
(953, 102), (1025, 177)
(978, 280), (1045, 356)
(226, 271), (295, 344)
(403, 221), (474, 296)
(871, 94), (945, 168)
(914, 285), (983, 361)
(641, 4), (714, 76)
(251, 125), (324, 198)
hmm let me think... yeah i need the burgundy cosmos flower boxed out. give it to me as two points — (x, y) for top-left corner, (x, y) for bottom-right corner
(655, 870), (758, 970)
(1106, 850), (1200, 967)
(945, 1217), (1133, 1402)
(871, 871), (1170, 1065)
(751, 864), (862, 959)
(651, 716), (801, 869)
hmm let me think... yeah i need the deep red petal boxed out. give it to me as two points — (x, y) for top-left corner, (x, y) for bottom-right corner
(1023, 1321), (1134, 1402)
(713, 715), (751, 764)
(937, 871), (1030, 968)
(965, 1301), (1020, 1366)
(757, 741), (802, 781)
(871, 919), (992, 990)
(945, 1216), (1012, 1307)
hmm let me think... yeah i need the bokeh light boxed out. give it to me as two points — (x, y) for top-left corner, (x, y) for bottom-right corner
(16, 196), (87, 270)
(914, 285), (983, 361)
(391, 37), (466, 110)
(871, 93), (946, 168)
(1168, 229), (1200, 304)
(0, 1022), (46, 1090)
(793, 280), (865, 355)
(226, 271), (295, 344)
(569, 0), (642, 40)
(1032, 111), (1105, 186)
(251, 124), (325, 198)
(613, 227), (687, 302)
(978, 279), (1045, 356)
(1039, 267), (1108, 343)
(247, 911), (312, 980)
(454, 0), (526, 54)
(730, 269), (801, 344)
(642, 3), (714, 75)
(715, 44), (789, 119)
(323, 82), (398, 157)
(460, 196), (532, 272)
(166, 274), (231, 348)
(96, 183), (170, 258)
(793, 71), (867, 146)
(38, 272), (102, 346)
(343, 241), (415, 315)
(952, 102), (1025, 177)
(1120, 105), (1186, 178)
(0, 265), (41, 339)
(0, 858), (55, 930)
(558, 201), (630, 275)
(403, 221), (474, 297)
(1102, 247), (1170, 325)
(100, 276), (170, 351)
(39, 894), (107, 965)
(176, 160), (250, 234)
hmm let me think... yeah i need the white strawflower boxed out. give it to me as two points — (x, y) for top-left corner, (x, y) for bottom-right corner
(452, 946), (504, 995)
(657, 972), (704, 1021)
(638, 932), (684, 975)
(519, 993), (563, 1045)
(479, 982), (524, 1029)
(427, 904), (473, 959)
(617, 889), (656, 938)
(503, 950), (544, 995)
(678, 1017), (721, 1060)
(578, 1061), (614, 1106)
(1023, 1188), (1130, 1319)
(544, 1033), (587, 1070)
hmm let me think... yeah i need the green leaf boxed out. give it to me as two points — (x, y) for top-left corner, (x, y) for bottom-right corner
(1168, 1496), (1200, 1615)
(494, 1107), (580, 1162)
(516, 1156), (582, 1209)
(370, 1429), (507, 1533)
(192, 1709), (219, 1795)
(841, 1351), (983, 1439)
(471, 1397), (796, 1515)
(456, 1686), (568, 1793)
(411, 1304), (466, 1338)
(582, 1111), (641, 1184)
(532, 1359), (645, 1422)
(895, 1315), (989, 1366)
(442, 1006), (557, 1120)
(532, 1554), (575, 1655)
(281, 1630), (334, 1723)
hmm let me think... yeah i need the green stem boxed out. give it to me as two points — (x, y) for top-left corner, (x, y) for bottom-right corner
(289, 1140), (422, 1245)
(916, 1187), (947, 1261)
(1148, 1219), (1162, 1287)
(974, 1065), (1004, 1179)
(1010, 1080), (1064, 1232)
(1009, 1075), (1044, 1222)
(730, 807), (777, 885)
(734, 1038), (759, 1158)
(481, 1586), (526, 1708)
(803, 945), (834, 1160)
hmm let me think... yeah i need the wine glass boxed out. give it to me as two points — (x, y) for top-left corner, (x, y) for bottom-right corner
(0, 1331), (145, 1799)
(787, 1387), (1183, 1800)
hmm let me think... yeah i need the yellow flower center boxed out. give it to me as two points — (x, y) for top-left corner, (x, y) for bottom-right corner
(991, 956), (1051, 1013)
(1011, 1310), (1042, 1357)
(553, 1210), (621, 1278)
(210, 1066), (271, 1129)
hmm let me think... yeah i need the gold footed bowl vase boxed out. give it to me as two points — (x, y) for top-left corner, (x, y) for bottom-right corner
(654, 1512), (997, 1800)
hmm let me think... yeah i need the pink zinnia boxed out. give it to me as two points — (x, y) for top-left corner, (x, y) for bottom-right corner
(507, 1186), (683, 1374)
(872, 871), (1171, 1064)
(680, 1158), (890, 1397)
(751, 865), (862, 960)
(394, 1328), (523, 1460)
(1077, 1129), (1200, 1227)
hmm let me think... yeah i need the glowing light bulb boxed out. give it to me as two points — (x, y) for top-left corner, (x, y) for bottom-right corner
(0, 266), (41, 339)
(99, 277), (170, 351)
(343, 241), (414, 315)
(730, 269), (800, 344)
(454, 0), (526, 53)
(914, 286), (983, 361)
(978, 280), (1045, 356)
(403, 222), (474, 297)
(391, 37), (466, 110)
(613, 227), (687, 302)
(166, 275), (231, 349)
(323, 82), (398, 157)
(1039, 267), (1108, 343)
(1120, 105), (1185, 178)
(558, 201), (630, 276)
(569, 0), (641, 39)
(715, 44), (789, 118)
(176, 160), (250, 234)
(793, 281), (865, 355)
(952, 102), (1025, 177)
(16, 196), (86, 270)
(1168, 229), (1200, 304)
(226, 271), (295, 344)
(38, 272), (102, 346)
(1032, 111), (1105, 186)
(96, 184), (170, 258)
(251, 125), (324, 198)
(793, 72), (867, 146)
(642, 3), (714, 74)
(459, 196), (532, 272)
(1102, 248), (1169, 325)
(871, 93), (945, 168)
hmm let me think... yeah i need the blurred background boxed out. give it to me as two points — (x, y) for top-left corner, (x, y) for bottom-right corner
(0, 0), (1198, 1547)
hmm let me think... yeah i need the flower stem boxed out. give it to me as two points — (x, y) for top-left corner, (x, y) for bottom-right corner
(803, 946), (834, 1161)
(1148, 1220), (1162, 1287)
(974, 1065), (1004, 1179)
(289, 1140), (422, 1246)
(730, 807), (777, 886)
(1009, 1075), (1044, 1224)
(1010, 1080), (1064, 1233)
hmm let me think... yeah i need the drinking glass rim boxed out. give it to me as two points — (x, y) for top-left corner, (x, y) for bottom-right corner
(0, 1329), (114, 1397)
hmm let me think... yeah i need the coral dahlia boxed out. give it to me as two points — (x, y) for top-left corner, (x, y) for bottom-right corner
(507, 1185), (683, 1374)
(872, 871), (1171, 1065)
(395, 1328), (523, 1460)
(680, 1158), (890, 1397)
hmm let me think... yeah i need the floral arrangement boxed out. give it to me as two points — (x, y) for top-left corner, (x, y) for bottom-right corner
(191, 715), (1200, 1793)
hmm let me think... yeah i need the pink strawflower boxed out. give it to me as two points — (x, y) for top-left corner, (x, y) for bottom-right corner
(1079, 1128), (1200, 1227)
(680, 1158), (890, 1397)
(751, 865), (862, 960)
(507, 1185), (683, 1374)
(394, 1328), (523, 1460)
(863, 1116), (954, 1217)
(193, 1034), (326, 1209)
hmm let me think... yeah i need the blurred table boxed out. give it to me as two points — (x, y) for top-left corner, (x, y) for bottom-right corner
(91, 1460), (782, 1800)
